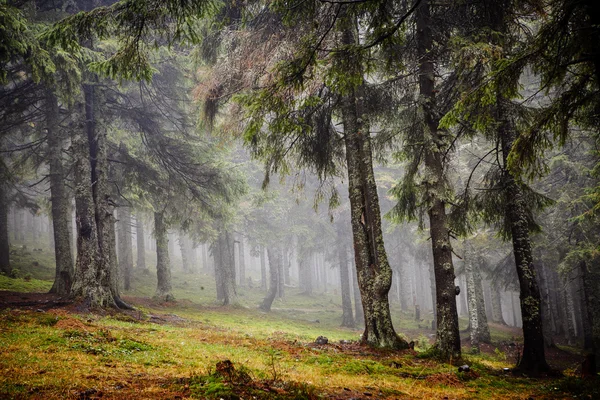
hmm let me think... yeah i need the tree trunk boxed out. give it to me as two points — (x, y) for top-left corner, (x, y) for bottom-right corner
(216, 229), (236, 305)
(578, 264), (594, 351)
(214, 230), (236, 304)
(260, 244), (267, 290)
(283, 248), (291, 285)
(70, 107), (114, 307)
(498, 99), (549, 373)
(299, 250), (313, 295)
(136, 216), (147, 271)
(490, 284), (507, 325)
(154, 211), (173, 301)
(339, 242), (355, 328)
(0, 182), (10, 275)
(214, 239), (224, 301)
(260, 246), (281, 311)
(47, 91), (74, 296)
(341, 31), (406, 348)
(277, 250), (285, 298)
(351, 251), (364, 327)
(117, 207), (133, 290)
(238, 233), (246, 286)
(416, 0), (461, 360)
(189, 240), (198, 273)
(465, 241), (490, 351)
(179, 233), (190, 273)
(581, 259), (600, 374)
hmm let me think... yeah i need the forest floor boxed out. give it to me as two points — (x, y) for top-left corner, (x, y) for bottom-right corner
(0, 290), (597, 399)
(1, 244), (598, 399)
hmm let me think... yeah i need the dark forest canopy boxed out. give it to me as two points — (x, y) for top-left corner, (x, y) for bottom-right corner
(0, 0), (599, 383)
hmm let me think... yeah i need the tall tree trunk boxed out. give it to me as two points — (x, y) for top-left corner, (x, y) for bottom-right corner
(465, 241), (490, 351)
(581, 259), (600, 374)
(179, 233), (190, 273)
(283, 248), (291, 285)
(0, 182), (10, 275)
(117, 207), (133, 290)
(351, 251), (364, 327)
(260, 244), (267, 290)
(277, 251), (285, 298)
(202, 243), (209, 274)
(299, 250), (313, 295)
(260, 246), (281, 311)
(86, 83), (129, 309)
(563, 275), (577, 345)
(238, 233), (246, 286)
(416, 0), (461, 359)
(339, 242), (355, 328)
(498, 98), (549, 373)
(47, 90), (74, 295)
(154, 211), (173, 301)
(216, 229), (237, 305)
(189, 240), (198, 273)
(578, 264), (594, 351)
(136, 216), (147, 271)
(342, 79), (407, 348)
(490, 284), (507, 325)
(70, 109), (113, 307)
(214, 239), (224, 301)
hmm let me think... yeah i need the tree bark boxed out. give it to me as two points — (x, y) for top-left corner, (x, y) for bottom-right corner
(179, 232), (190, 273)
(216, 229), (237, 305)
(498, 99), (549, 373)
(490, 283), (507, 325)
(70, 108), (114, 307)
(351, 251), (364, 327)
(277, 250), (285, 298)
(415, 0), (461, 359)
(117, 207), (133, 290)
(260, 244), (267, 290)
(341, 23), (406, 348)
(154, 211), (173, 301)
(135, 215), (147, 271)
(238, 233), (246, 285)
(465, 241), (491, 351)
(339, 242), (355, 328)
(47, 89), (74, 295)
(260, 246), (281, 312)
(0, 182), (10, 275)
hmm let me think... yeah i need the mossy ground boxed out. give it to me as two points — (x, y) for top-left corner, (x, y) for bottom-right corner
(0, 244), (596, 399)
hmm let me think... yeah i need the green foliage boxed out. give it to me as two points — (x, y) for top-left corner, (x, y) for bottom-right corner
(0, 0), (55, 83)
(42, 0), (219, 81)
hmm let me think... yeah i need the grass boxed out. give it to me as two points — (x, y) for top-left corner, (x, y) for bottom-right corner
(0, 244), (596, 399)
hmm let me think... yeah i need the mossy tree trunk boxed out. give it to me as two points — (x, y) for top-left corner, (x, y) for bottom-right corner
(86, 82), (129, 309)
(417, 0), (461, 360)
(465, 241), (490, 351)
(70, 103), (114, 308)
(498, 99), (549, 373)
(46, 90), (74, 295)
(154, 210), (173, 301)
(341, 20), (407, 348)
(260, 246), (281, 312)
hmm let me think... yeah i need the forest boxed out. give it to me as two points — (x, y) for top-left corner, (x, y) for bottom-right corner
(0, 0), (599, 398)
